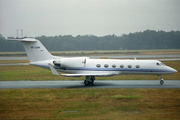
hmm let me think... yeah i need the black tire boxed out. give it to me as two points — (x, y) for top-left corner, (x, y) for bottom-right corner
(160, 80), (164, 84)
(84, 80), (89, 85)
(90, 78), (94, 83)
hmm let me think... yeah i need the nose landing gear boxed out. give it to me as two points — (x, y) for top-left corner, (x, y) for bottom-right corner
(158, 76), (164, 85)
(84, 76), (95, 85)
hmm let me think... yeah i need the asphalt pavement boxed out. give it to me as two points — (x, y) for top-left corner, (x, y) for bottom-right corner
(0, 80), (179, 89)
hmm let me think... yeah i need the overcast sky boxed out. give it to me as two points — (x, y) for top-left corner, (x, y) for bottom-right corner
(1, 0), (180, 37)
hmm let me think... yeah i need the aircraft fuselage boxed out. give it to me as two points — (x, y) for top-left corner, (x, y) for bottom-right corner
(30, 57), (177, 76)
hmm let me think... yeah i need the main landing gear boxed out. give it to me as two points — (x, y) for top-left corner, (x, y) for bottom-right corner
(84, 76), (95, 85)
(158, 76), (164, 85)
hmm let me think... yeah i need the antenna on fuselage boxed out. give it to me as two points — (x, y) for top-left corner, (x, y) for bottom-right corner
(82, 58), (86, 67)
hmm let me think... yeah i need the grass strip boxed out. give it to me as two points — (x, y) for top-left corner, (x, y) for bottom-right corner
(0, 89), (180, 120)
(1, 49), (180, 56)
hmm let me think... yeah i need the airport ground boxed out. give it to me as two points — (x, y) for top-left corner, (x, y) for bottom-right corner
(1, 49), (180, 57)
(0, 50), (180, 119)
(0, 88), (179, 120)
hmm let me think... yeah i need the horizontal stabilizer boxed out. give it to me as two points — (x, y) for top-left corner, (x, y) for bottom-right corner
(48, 63), (60, 75)
(7, 38), (37, 42)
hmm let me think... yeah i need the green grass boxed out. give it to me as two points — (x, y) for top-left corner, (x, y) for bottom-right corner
(1, 89), (180, 119)
(1, 49), (180, 56)
(112, 95), (142, 99)
(113, 106), (139, 112)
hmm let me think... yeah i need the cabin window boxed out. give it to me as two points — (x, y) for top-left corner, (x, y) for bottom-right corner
(104, 64), (109, 68)
(128, 65), (132, 68)
(136, 65), (140, 68)
(120, 65), (124, 68)
(96, 64), (101, 68)
(112, 64), (116, 68)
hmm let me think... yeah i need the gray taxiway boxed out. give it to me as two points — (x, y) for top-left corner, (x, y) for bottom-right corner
(0, 80), (180, 89)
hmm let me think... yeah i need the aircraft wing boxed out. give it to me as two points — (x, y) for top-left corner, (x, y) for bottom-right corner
(48, 63), (60, 75)
(61, 73), (118, 77)
(48, 63), (118, 77)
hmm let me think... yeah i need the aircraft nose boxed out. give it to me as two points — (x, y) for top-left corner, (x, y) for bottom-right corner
(170, 67), (177, 73)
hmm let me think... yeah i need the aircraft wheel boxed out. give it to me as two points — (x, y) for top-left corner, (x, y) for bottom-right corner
(91, 76), (95, 80)
(90, 78), (94, 83)
(160, 79), (164, 85)
(84, 80), (90, 85)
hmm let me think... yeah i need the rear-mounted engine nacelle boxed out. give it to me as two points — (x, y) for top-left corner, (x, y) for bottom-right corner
(53, 60), (61, 66)
(61, 57), (89, 67)
(53, 57), (89, 68)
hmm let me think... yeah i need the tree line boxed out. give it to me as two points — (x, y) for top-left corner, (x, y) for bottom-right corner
(0, 29), (180, 52)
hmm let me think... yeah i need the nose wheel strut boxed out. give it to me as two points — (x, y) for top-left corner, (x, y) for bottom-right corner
(158, 76), (164, 85)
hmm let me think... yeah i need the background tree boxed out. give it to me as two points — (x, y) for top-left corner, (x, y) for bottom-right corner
(0, 30), (180, 52)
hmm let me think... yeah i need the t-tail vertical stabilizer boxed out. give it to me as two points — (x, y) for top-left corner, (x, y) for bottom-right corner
(7, 38), (53, 62)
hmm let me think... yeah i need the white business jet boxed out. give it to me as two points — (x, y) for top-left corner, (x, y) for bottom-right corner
(8, 38), (177, 85)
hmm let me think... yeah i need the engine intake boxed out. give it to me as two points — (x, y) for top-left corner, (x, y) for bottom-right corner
(53, 60), (61, 66)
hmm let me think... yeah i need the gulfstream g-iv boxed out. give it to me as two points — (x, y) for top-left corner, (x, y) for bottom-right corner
(7, 38), (177, 85)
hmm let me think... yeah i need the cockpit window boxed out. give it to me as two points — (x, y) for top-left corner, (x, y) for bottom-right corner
(157, 62), (165, 66)
(160, 62), (165, 66)
(157, 63), (161, 66)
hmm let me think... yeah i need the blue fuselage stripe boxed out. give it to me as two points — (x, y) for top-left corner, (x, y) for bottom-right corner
(54, 66), (171, 73)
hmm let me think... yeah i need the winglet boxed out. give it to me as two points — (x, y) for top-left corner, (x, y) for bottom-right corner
(48, 63), (60, 75)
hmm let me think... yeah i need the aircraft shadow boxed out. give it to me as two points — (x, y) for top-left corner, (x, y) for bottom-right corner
(55, 82), (164, 89)
(61, 82), (117, 88)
